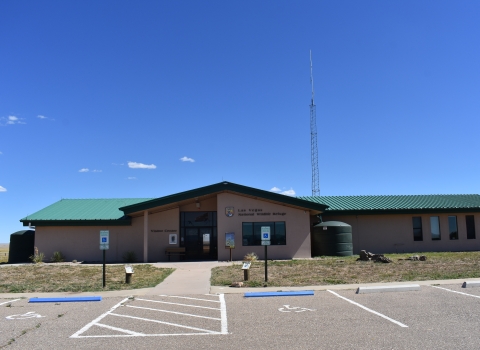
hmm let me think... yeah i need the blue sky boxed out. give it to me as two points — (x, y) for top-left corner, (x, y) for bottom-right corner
(1, 1), (479, 243)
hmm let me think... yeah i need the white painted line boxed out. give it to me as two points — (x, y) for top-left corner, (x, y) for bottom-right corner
(126, 305), (221, 320)
(219, 294), (228, 334)
(158, 295), (220, 303)
(95, 322), (145, 336)
(136, 298), (220, 311)
(0, 299), (20, 306)
(430, 285), (480, 299)
(71, 332), (220, 338)
(70, 297), (129, 338)
(327, 290), (408, 328)
(357, 284), (420, 294)
(462, 281), (480, 288)
(110, 312), (220, 334)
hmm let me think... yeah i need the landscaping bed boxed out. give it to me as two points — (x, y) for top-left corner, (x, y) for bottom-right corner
(211, 251), (480, 287)
(0, 264), (174, 293)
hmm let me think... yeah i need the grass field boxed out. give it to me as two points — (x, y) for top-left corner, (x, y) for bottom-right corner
(0, 246), (8, 263)
(0, 264), (174, 293)
(211, 251), (480, 287)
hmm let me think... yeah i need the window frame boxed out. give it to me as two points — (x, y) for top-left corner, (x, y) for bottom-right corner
(412, 216), (423, 241)
(242, 221), (287, 246)
(448, 216), (458, 240)
(466, 215), (476, 240)
(430, 216), (441, 240)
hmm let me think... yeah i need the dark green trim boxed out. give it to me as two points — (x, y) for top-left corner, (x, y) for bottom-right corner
(120, 181), (328, 214)
(20, 219), (132, 227)
(324, 208), (480, 216)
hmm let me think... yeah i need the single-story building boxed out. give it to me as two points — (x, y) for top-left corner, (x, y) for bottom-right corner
(20, 182), (480, 262)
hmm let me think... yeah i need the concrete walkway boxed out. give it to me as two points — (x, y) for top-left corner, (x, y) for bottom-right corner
(145, 261), (231, 295)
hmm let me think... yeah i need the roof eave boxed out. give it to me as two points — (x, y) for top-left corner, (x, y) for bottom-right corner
(120, 181), (328, 214)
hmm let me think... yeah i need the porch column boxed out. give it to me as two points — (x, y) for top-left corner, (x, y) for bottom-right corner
(143, 210), (148, 262)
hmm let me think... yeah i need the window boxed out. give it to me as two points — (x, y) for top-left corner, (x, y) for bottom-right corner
(466, 215), (476, 239)
(448, 216), (458, 240)
(430, 216), (441, 240)
(242, 222), (286, 246)
(412, 217), (423, 241)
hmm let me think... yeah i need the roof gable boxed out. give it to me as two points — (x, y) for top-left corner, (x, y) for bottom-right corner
(120, 181), (328, 214)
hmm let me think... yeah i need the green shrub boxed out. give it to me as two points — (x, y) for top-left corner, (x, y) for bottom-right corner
(50, 251), (65, 263)
(122, 251), (137, 263)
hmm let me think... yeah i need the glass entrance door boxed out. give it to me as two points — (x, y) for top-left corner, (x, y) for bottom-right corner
(184, 228), (217, 260)
(181, 211), (218, 261)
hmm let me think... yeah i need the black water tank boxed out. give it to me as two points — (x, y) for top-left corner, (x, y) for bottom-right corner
(8, 230), (35, 263)
(311, 221), (353, 257)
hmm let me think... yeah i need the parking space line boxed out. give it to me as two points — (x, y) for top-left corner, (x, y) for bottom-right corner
(0, 299), (20, 306)
(430, 285), (480, 299)
(95, 322), (144, 336)
(158, 295), (220, 303)
(70, 297), (129, 338)
(220, 294), (227, 334)
(326, 290), (408, 328)
(110, 312), (220, 334)
(135, 298), (221, 311)
(126, 305), (221, 320)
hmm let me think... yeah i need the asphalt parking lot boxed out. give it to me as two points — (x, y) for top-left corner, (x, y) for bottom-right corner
(2, 283), (480, 349)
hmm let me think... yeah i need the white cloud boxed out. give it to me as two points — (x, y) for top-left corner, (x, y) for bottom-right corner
(128, 161), (156, 169)
(79, 168), (89, 172)
(180, 156), (195, 163)
(37, 115), (54, 121)
(270, 186), (296, 196)
(1, 115), (26, 126)
(92, 169), (102, 172)
(0, 186), (6, 192)
(281, 189), (296, 196)
(0, 151), (2, 154)
(127, 177), (137, 180)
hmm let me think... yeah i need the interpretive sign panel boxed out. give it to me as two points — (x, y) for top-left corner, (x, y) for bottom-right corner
(225, 232), (235, 249)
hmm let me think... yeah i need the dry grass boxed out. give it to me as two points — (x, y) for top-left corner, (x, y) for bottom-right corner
(0, 264), (174, 293)
(0, 247), (8, 263)
(211, 252), (480, 287)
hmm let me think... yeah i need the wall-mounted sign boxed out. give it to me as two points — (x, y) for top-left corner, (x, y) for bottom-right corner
(225, 232), (235, 248)
(169, 234), (177, 245)
(225, 207), (234, 217)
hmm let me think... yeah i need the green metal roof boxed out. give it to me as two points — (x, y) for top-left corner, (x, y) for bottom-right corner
(298, 194), (480, 215)
(20, 198), (152, 226)
(120, 181), (329, 214)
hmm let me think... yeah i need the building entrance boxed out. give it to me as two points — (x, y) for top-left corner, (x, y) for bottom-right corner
(180, 212), (217, 260)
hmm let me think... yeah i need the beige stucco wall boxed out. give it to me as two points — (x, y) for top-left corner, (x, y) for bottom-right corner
(147, 208), (179, 262)
(34, 219), (144, 263)
(323, 213), (480, 254)
(216, 193), (311, 260)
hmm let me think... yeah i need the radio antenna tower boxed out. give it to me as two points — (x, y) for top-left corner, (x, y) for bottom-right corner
(310, 50), (320, 196)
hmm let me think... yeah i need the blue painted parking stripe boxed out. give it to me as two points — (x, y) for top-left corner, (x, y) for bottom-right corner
(29, 296), (102, 303)
(244, 291), (314, 298)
